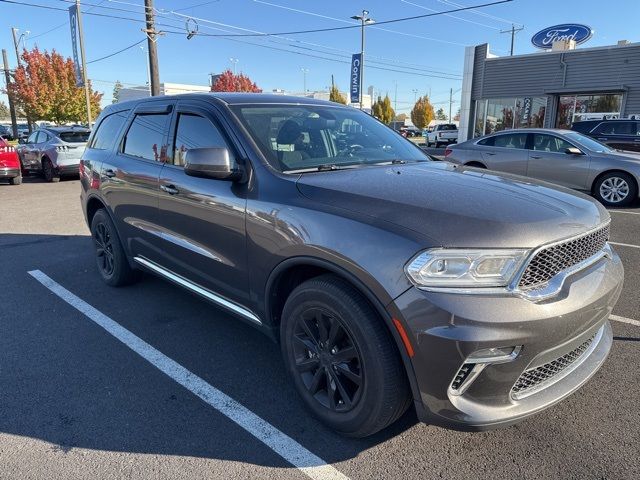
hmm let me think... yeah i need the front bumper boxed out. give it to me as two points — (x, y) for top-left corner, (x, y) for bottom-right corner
(389, 248), (623, 430)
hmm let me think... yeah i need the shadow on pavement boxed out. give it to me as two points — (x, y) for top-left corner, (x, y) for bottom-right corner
(0, 233), (418, 470)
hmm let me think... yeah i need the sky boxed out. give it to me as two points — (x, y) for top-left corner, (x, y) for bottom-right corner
(1, 0), (640, 114)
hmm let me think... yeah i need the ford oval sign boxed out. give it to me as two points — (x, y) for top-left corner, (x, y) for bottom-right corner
(531, 24), (593, 49)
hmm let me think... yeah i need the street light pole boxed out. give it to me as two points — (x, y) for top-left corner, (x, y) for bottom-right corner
(351, 10), (374, 110)
(11, 28), (21, 66)
(301, 67), (308, 94)
(229, 57), (238, 75)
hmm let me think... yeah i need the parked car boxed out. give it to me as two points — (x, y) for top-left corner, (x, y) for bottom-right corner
(0, 124), (15, 141)
(16, 123), (30, 141)
(0, 137), (22, 185)
(572, 119), (640, 153)
(426, 123), (458, 147)
(446, 128), (640, 206)
(81, 94), (621, 437)
(17, 126), (90, 182)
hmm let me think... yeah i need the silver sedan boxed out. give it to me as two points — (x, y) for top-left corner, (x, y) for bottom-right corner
(446, 128), (640, 206)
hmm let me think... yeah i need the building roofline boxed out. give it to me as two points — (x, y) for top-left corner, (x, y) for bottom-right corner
(481, 41), (640, 61)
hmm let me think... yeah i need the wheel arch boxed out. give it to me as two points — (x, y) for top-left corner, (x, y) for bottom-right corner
(265, 256), (422, 406)
(591, 169), (638, 194)
(464, 161), (487, 169)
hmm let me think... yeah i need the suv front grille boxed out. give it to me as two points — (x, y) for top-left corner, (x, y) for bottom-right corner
(518, 224), (610, 290)
(511, 333), (597, 399)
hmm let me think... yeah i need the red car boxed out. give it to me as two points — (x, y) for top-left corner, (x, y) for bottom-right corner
(0, 138), (22, 185)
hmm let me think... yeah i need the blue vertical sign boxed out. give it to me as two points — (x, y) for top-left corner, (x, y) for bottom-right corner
(68, 4), (84, 87)
(350, 53), (362, 104)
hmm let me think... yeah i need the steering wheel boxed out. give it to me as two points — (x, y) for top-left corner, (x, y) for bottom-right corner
(343, 144), (365, 157)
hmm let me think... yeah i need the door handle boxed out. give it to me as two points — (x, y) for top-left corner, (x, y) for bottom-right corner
(485, 152), (496, 156)
(160, 184), (179, 195)
(103, 169), (116, 178)
(530, 155), (542, 159)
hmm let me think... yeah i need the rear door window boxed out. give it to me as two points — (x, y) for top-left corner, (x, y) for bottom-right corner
(493, 133), (528, 149)
(122, 113), (170, 162)
(90, 110), (130, 150)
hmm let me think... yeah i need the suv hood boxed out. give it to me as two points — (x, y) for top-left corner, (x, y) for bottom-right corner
(296, 162), (609, 248)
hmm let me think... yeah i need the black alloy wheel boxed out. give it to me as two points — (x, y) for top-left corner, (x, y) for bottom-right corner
(94, 222), (115, 277)
(292, 307), (363, 412)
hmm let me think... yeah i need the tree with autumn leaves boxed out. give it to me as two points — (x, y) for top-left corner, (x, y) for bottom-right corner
(410, 95), (435, 130)
(9, 48), (102, 124)
(211, 69), (261, 93)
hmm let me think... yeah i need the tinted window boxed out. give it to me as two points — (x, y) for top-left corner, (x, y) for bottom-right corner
(594, 121), (637, 135)
(532, 134), (575, 153)
(123, 113), (170, 162)
(232, 105), (428, 172)
(477, 136), (495, 146)
(90, 111), (129, 150)
(173, 113), (230, 166)
(59, 131), (91, 143)
(27, 132), (38, 143)
(439, 124), (457, 131)
(571, 121), (597, 133)
(493, 133), (528, 149)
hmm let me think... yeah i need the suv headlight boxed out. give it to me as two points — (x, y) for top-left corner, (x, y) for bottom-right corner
(405, 248), (529, 289)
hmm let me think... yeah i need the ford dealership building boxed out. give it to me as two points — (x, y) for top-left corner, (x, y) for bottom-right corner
(458, 38), (640, 142)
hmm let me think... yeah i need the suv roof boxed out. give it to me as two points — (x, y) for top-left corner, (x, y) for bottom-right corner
(109, 92), (337, 112)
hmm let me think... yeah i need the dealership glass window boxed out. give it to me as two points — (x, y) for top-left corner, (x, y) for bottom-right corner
(473, 97), (547, 137)
(556, 93), (623, 128)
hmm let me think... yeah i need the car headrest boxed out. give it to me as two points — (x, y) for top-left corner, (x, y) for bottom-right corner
(277, 120), (302, 144)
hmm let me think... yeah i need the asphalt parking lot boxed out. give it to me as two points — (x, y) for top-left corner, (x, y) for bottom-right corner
(1, 177), (639, 480)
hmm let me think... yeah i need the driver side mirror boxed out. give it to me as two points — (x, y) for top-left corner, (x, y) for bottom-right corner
(564, 147), (583, 155)
(184, 147), (242, 181)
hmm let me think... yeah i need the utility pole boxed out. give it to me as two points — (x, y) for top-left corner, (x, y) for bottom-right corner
(75, 1), (92, 125)
(449, 88), (453, 123)
(412, 88), (418, 104)
(351, 10), (374, 110)
(144, 0), (161, 96)
(2, 49), (19, 139)
(229, 57), (238, 75)
(500, 24), (524, 56)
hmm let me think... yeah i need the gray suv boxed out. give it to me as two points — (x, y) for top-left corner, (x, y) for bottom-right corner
(80, 94), (623, 437)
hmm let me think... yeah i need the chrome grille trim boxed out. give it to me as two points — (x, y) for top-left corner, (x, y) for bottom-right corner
(517, 222), (610, 291)
(511, 326), (603, 400)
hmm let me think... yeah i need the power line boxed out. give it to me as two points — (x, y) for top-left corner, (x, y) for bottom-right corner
(400, 0), (501, 30)
(29, 0), (107, 40)
(168, 0), (514, 37)
(87, 38), (146, 63)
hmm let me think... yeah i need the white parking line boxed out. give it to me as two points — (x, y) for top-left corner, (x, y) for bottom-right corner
(609, 210), (640, 216)
(28, 270), (349, 480)
(610, 315), (640, 327)
(609, 241), (640, 250)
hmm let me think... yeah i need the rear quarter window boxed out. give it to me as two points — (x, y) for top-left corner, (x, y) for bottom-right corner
(89, 110), (130, 150)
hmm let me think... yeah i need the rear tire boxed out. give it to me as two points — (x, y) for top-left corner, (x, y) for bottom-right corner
(280, 274), (410, 437)
(594, 172), (637, 207)
(90, 209), (138, 287)
(42, 158), (60, 183)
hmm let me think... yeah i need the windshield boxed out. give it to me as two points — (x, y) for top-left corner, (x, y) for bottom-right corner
(58, 131), (90, 143)
(231, 104), (429, 172)
(564, 131), (614, 153)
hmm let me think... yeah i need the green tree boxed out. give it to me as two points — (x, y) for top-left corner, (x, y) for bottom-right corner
(411, 95), (435, 130)
(435, 108), (447, 121)
(0, 101), (9, 119)
(9, 47), (102, 124)
(329, 84), (346, 104)
(112, 80), (123, 104)
(372, 94), (395, 124)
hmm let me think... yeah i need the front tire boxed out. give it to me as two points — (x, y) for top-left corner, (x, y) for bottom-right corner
(594, 172), (637, 207)
(90, 209), (137, 286)
(281, 274), (410, 437)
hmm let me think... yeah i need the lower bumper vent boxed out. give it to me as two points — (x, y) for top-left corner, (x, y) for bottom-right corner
(511, 333), (597, 399)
